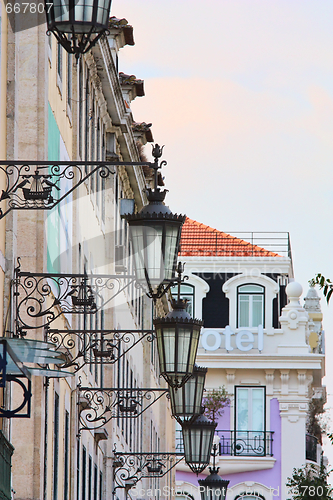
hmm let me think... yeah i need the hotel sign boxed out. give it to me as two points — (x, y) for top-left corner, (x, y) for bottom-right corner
(200, 325), (264, 352)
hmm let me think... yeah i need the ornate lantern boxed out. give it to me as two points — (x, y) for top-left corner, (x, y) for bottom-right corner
(198, 444), (229, 500)
(45, 0), (112, 55)
(124, 145), (185, 300)
(169, 365), (207, 424)
(182, 412), (217, 475)
(153, 266), (202, 390)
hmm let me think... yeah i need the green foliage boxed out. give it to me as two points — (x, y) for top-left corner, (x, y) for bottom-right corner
(307, 396), (327, 444)
(204, 386), (229, 423)
(286, 459), (332, 500)
(309, 274), (333, 304)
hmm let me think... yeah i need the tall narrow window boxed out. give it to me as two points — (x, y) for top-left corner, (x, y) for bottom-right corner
(85, 77), (89, 168)
(88, 455), (92, 500)
(53, 393), (59, 500)
(237, 284), (264, 328)
(57, 43), (62, 84)
(94, 465), (98, 500)
(76, 438), (80, 500)
(99, 471), (103, 500)
(235, 387), (266, 456)
(64, 411), (69, 500)
(96, 117), (101, 207)
(79, 62), (83, 159)
(67, 53), (72, 109)
(82, 446), (87, 500)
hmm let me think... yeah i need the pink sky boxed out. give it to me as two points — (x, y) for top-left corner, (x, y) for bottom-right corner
(113, 0), (333, 476)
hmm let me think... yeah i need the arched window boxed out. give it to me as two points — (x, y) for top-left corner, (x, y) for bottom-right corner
(171, 283), (195, 317)
(235, 493), (265, 500)
(237, 284), (264, 328)
(176, 492), (194, 500)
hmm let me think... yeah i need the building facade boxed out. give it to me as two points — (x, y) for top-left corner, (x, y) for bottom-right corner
(1, 10), (175, 500)
(175, 218), (326, 500)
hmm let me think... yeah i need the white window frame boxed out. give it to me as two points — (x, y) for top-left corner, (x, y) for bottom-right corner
(223, 274), (279, 334)
(237, 284), (265, 328)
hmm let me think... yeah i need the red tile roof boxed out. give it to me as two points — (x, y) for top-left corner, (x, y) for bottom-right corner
(179, 218), (280, 257)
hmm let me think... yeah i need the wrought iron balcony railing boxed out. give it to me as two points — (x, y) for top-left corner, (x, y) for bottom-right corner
(176, 429), (274, 457)
(306, 434), (318, 463)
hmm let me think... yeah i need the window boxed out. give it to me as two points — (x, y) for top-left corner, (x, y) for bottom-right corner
(94, 465), (98, 500)
(64, 411), (69, 500)
(67, 53), (72, 109)
(79, 61), (83, 159)
(237, 284), (264, 327)
(235, 387), (266, 456)
(88, 456), (92, 500)
(99, 471), (103, 500)
(235, 494), (265, 500)
(76, 438), (80, 500)
(53, 393), (59, 500)
(82, 446), (87, 500)
(57, 43), (62, 89)
(171, 284), (195, 317)
(235, 387), (265, 431)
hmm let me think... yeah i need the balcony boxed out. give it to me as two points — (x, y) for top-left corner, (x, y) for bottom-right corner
(306, 434), (318, 463)
(176, 429), (274, 457)
(0, 431), (14, 500)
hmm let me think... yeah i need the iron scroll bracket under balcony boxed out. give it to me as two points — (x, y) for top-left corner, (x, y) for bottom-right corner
(0, 159), (155, 219)
(46, 328), (155, 372)
(112, 451), (184, 494)
(11, 263), (137, 336)
(78, 386), (169, 434)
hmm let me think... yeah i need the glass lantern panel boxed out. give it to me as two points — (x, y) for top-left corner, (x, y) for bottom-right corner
(53, 0), (69, 22)
(176, 327), (192, 373)
(130, 225), (147, 283)
(96, 0), (110, 25)
(164, 224), (180, 281)
(159, 328), (176, 372)
(145, 225), (164, 285)
(156, 327), (165, 370)
(73, 0), (85, 22)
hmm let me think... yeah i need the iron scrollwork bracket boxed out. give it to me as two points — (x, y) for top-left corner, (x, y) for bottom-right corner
(0, 145), (166, 219)
(112, 450), (184, 494)
(12, 262), (136, 336)
(46, 328), (155, 372)
(78, 386), (168, 434)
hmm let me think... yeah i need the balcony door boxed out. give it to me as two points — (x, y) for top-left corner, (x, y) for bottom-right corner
(235, 387), (266, 456)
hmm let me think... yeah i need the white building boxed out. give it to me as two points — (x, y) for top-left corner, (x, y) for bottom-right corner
(175, 218), (325, 500)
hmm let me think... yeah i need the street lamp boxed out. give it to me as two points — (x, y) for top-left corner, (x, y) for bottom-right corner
(124, 145), (185, 301)
(198, 443), (229, 500)
(153, 263), (202, 389)
(181, 412), (217, 474)
(169, 365), (207, 424)
(45, 0), (112, 55)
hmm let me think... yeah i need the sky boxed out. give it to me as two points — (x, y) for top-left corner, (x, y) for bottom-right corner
(113, 0), (333, 474)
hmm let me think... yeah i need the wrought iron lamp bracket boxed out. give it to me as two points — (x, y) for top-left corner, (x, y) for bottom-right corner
(112, 450), (184, 494)
(11, 263), (137, 336)
(77, 386), (168, 434)
(0, 145), (166, 219)
(46, 328), (156, 372)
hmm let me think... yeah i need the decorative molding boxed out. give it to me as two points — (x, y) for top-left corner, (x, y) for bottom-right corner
(265, 370), (275, 395)
(280, 370), (289, 395)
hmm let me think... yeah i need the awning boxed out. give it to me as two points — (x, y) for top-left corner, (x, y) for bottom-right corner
(0, 338), (73, 385)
